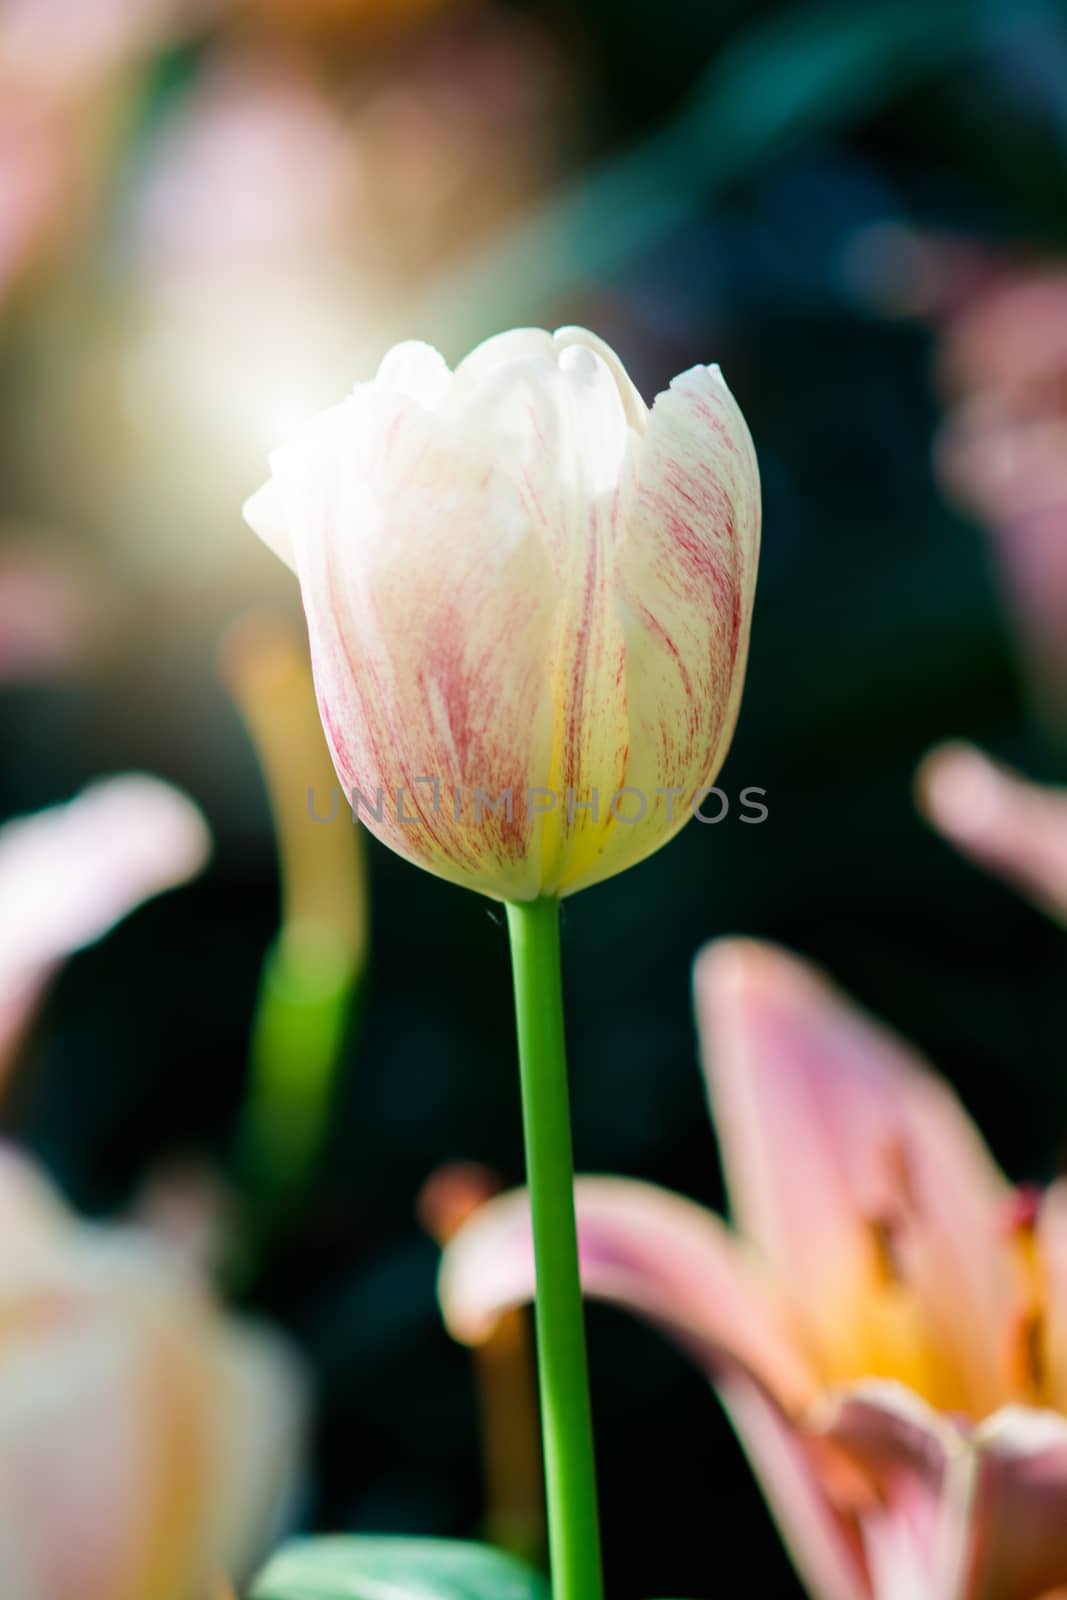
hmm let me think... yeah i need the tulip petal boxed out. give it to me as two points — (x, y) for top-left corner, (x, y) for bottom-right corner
(917, 742), (1067, 926)
(267, 382), (560, 900)
(552, 327), (649, 430)
(566, 363), (760, 893)
(521, 345), (634, 893)
(374, 340), (452, 408)
(243, 478), (295, 572)
(454, 327), (559, 381)
(695, 940), (1013, 1413)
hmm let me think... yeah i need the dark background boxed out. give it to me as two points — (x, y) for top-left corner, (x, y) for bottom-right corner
(5, 2), (1067, 1595)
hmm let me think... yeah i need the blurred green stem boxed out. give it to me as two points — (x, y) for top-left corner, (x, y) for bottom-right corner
(241, 922), (357, 1197)
(227, 921), (360, 1288)
(505, 898), (603, 1600)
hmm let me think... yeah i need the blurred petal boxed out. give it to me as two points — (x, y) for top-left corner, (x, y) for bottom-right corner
(441, 1177), (869, 1600)
(0, 543), (115, 682)
(134, 1161), (231, 1281)
(917, 742), (1067, 925)
(815, 1383), (969, 1600)
(0, 777), (210, 1075)
(0, 1143), (70, 1276)
(937, 270), (1067, 399)
(418, 1163), (503, 1246)
(962, 1407), (1067, 1600)
(695, 940), (1012, 1413)
(440, 1176), (815, 1411)
(206, 1321), (308, 1585)
(725, 1380), (872, 1600)
(0, 1308), (196, 1600)
(0, 1172), (305, 1599)
(932, 269), (1067, 718)
(1036, 1183), (1067, 1411)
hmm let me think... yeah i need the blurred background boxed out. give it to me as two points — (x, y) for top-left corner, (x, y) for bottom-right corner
(5, 0), (1067, 1594)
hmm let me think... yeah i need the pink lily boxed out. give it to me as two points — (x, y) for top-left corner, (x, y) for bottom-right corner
(440, 938), (1067, 1600)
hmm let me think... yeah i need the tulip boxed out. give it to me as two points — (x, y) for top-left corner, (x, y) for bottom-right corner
(441, 938), (1067, 1600)
(244, 325), (760, 902)
(0, 1140), (305, 1600)
(247, 325), (759, 1600)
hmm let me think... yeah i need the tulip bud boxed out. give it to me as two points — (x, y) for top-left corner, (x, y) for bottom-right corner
(244, 326), (760, 900)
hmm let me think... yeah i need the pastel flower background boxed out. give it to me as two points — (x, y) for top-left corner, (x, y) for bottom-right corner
(4, 4), (1067, 1600)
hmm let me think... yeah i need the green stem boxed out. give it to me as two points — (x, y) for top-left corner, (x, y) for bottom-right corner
(505, 898), (603, 1600)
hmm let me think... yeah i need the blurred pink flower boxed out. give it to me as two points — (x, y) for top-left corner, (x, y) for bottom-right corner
(934, 267), (1067, 719)
(18, 8), (570, 590)
(441, 939), (1067, 1600)
(0, 1140), (304, 1599)
(0, 775), (210, 1079)
(0, 0), (193, 304)
(246, 0), (473, 41)
(0, 0), (178, 102)
(918, 740), (1067, 925)
(0, 541), (115, 680)
(133, 55), (358, 275)
(0, 105), (71, 300)
(131, 11), (567, 287)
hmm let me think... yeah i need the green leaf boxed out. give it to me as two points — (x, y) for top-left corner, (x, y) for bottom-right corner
(250, 1536), (551, 1600)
